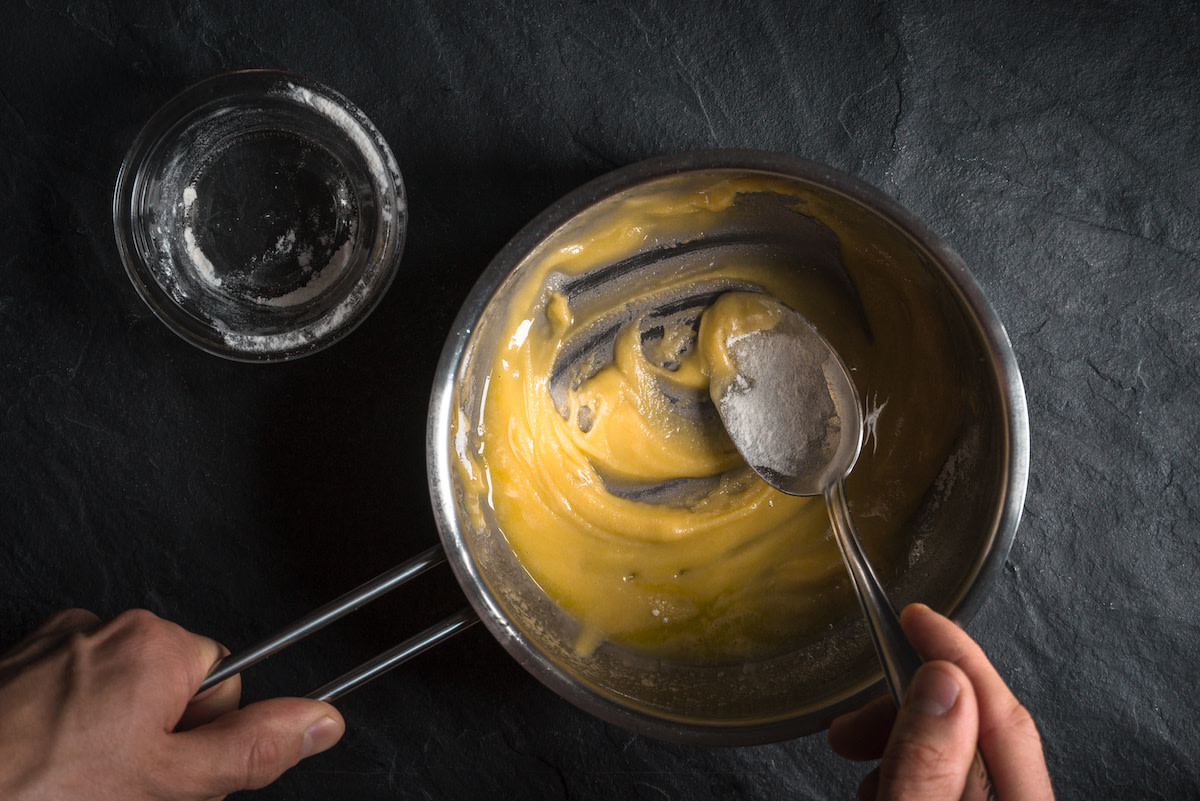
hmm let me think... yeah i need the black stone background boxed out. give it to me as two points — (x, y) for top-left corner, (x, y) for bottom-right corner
(1, 2), (1197, 799)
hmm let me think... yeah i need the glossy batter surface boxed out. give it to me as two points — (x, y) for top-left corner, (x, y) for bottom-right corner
(455, 175), (963, 663)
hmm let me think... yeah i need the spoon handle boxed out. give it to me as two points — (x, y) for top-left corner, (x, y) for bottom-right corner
(825, 479), (999, 801)
(824, 478), (922, 701)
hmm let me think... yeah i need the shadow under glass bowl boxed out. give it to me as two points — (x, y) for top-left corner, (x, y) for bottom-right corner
(427, 150), (1029, 745)
(113, 69), (406, 362)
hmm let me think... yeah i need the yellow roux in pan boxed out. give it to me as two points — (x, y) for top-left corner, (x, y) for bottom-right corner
(454, 175), (962, 663)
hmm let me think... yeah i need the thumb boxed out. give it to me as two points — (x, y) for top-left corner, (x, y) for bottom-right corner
(167, 698), (345, 798)
(876, 661), (978, 801)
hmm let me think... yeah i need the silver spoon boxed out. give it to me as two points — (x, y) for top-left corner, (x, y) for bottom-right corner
(704, 292), (922, 700)
(706, 293), (996, 800)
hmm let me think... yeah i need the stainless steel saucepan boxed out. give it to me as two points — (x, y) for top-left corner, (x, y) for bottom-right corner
(201, 150), (1029, 746)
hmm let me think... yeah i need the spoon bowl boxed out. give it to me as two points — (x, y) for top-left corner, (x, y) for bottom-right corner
(703, 291), (864, 497)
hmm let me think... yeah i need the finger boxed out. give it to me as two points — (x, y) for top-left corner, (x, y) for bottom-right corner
(173, 630), (230, 697)
(827, 694), (897, 760)
(177, 672), (242, 732)
(166, 698), (345, 797)
(160, 628), (237, 730)
(169, 631), (238, 731)
(900, 604), (1055, 801)
(875, 660), (979, 801)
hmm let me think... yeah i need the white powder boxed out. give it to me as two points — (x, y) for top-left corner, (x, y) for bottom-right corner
(719, 330), (841, 481)
(297, 243), (314, 269)
(220, 282), (363, 354)
(257, 233), (355, 308)
(863, 392), (889, 455)
(280, 82), (405, 221)
(182, 225), (221, 288)
(271, 228), (297, 257)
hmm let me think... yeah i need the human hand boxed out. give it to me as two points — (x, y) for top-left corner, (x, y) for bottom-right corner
(828, 603), (1054, 801)
(0, 608), (344, 801)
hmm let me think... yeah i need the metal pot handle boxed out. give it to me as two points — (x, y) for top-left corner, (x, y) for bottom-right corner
(197, 545), (477, 701)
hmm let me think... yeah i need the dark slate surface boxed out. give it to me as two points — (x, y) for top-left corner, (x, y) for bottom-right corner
(2, 2), (1197, 799)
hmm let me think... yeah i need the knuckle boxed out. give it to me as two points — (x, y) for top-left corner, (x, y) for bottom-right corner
(112, 609), (167, 653)
(43, 607), (100, 630)
(987, 697), (1044, 745)
(881, 731), (963, 793)
(241, 735), (287, 790)
(113, 607), (163, 631)
(108, 610), (195, 689)
(1005, 699), (1038, 732)
(109, 609), (172, 654)
(17, 609), (101, 651)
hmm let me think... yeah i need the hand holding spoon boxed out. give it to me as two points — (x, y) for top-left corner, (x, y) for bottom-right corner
(703, 292), (996, 800)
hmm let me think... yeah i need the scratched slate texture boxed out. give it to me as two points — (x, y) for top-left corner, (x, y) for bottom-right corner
(1, 1), (1198, 799)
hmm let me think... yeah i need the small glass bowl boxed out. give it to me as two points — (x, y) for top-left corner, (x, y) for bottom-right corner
(113, 70), (406, 362)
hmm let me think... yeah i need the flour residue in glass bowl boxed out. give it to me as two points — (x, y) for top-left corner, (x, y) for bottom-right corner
(180, 175), (359, 312)
(175, 121), (361, 308)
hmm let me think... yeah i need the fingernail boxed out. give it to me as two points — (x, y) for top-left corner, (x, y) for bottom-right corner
(302, 716), (342, 758)
(907, 665), (961, 717)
